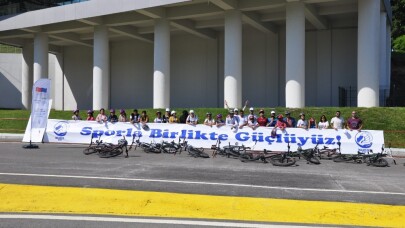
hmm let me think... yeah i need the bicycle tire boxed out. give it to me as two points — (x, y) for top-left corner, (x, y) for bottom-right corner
(239, 154), (252, 162)
(307, 156), (321, 164)
(198, 150), (210, 158)
(83, 147), (97, 155)
(369, 157), (389, 167)
(333, 155), (352, 162)
(269, 154), (296, 167)
(99, 148), (123, 158)
(162, 145), (178, 154)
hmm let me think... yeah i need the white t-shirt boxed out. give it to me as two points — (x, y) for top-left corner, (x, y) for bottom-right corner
(330, 117), (344, 129)
(318, 121), (329, 129)
(186, 115), (198, 124)
(154, 117), (163, 123)
(204, 118), (215, 125)
(296, 119), (308, 128)
(226, 116), (239, 127)
(238, 115), (247, 126)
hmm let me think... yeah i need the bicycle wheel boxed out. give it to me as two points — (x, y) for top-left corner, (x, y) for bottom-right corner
(306, 156), (321, 165)
(99, 148), (123, 158)
(198, 150), (210, 158)
(162, 145), (177, 154)
(333, 155), (352, 162)
(239, 154), (252, 162)
(369, 158), (389, 167)
(83, 147), (97, 155)
(270, 154), (296, 167)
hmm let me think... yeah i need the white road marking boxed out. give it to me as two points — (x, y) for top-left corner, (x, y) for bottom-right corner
(0, 172), (404, 196)
(0, 214), (313, 227)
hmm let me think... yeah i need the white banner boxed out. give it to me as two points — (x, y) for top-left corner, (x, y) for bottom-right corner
(44, 119), (384, 154)
(22, 79), (51, 143)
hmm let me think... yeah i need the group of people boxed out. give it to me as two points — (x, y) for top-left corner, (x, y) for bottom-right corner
(72, 106), (363, 131)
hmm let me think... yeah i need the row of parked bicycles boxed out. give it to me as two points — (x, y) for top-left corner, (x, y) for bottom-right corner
(83, 135), (209, 158)
(82, 135), (397, 167)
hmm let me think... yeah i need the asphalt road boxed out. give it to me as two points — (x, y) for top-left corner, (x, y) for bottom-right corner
(0, 142), (404, 227)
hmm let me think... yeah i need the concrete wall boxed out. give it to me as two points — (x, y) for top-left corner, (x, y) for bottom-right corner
(0, 27), (361, 110)
(0, 54), (22, 109)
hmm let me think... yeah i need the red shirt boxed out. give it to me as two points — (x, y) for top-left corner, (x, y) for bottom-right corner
(276, 120), (287, 128)
(257, 116), (268, 126)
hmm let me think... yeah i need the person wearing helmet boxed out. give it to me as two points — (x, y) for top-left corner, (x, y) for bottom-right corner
(96, 108), (107, 123)
(247, 115), (259, 130)
(267, 110), (277, 127)
(72, 109), (82, 120)
(215, 113), (225, 127)
(204, 112), (215, 127)
(248, 107), (257, 121)
(108, 109), (118, 123)
(284, 111), (296, 128)
(86, 110), (95, 121)
(163, 108), (171, 123)
(296, 113), (308, 129)
(169, 111), (179, 123)
(225, 110), (238, 129)
(130, 109), (140, 124)
(154, 111), (164, 123)
(186, 110), (198, 125)
(118, 109), (127, 122)
(275, 114), (287, 131)
(257, 109), (268, 127)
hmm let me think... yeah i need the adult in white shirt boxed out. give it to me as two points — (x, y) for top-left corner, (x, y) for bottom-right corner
(186, 110), (198, 126)
(247, 115), (259, 130)
(247, 107), (257, 121)
(296, 113), (308, 129)
(238, 109), (248, 129)
(154, 111), (164, 123)
(204, 112), (215, 127)
(225, 110), (239, 129)
(318, 115), (329, 129)
(330, 111), (345, 130)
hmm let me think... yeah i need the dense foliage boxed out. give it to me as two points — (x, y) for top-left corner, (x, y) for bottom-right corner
(392, 0), (405, 52)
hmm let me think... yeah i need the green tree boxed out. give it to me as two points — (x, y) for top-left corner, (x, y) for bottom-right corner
(393, 35), (405, 52)
(392, 0), (405, 40)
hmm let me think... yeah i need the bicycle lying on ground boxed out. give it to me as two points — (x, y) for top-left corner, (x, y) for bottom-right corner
(83, 135), (128, 158)
(184, 145), (210, 158)
(128, 135), (161, 153)
(333, 144), (395, 167)
(267, 142), (297, 166)
(293, 143), (321, 165)
(97, 137), (128, 158)
(315, 142), (341, 160)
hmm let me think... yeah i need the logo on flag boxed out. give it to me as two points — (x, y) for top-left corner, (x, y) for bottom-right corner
(35, 87), (47, 93)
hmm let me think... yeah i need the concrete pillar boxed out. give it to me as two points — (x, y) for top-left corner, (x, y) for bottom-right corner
(93, 25), (109, 110)
(357, 0), (380, 107)
(285, 1), (305, 108)
(33, 33), (48, 83)
(379, 12), (387, 106)
(387, 23), (391, 97)
(54, 52), (64, 110)
(224, 9), (242, 109)
(22, 42), (33, 110)
(153, 19), (170, 109)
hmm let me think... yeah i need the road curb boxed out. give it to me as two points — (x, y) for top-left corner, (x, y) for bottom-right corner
(1, 133), (405, 156)
(0, 133), (24, 142)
